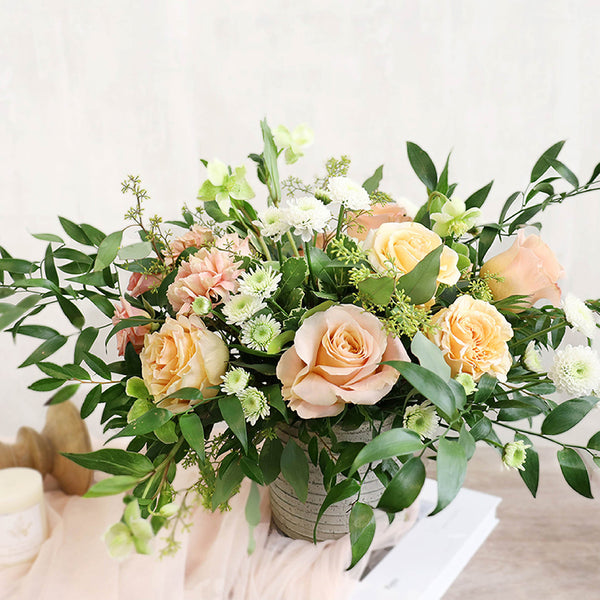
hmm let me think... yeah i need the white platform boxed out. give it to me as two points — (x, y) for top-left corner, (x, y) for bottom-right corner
(351, 479), (501, 600)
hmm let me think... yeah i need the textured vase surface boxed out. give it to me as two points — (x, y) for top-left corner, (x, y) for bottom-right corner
(269, 420), (395, 542)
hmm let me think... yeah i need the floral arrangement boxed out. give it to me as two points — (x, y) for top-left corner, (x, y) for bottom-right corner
(2, 122), (600, 567)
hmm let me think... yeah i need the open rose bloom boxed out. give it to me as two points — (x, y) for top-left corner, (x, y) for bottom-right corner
(277, 305), (409, 418)
(7, 123), (600, 568)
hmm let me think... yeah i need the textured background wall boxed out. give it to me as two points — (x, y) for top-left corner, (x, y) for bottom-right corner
(1, 0), (600, 441)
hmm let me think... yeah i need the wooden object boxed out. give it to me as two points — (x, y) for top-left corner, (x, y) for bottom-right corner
(0, 402), (93, 495)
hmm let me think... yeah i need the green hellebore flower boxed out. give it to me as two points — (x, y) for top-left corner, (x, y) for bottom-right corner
(197, 159), (255, 214)
(431, 198), (481, 238)
(273, 124), (314, 164)
(104, 522), (135, 559)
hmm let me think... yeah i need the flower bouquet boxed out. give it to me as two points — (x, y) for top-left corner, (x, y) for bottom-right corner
(2, 122), (600, 567)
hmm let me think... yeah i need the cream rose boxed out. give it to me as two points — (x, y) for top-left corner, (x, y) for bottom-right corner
(140, 315), (228, 413)
(364, 222), (460, 286)
(480, 231), (564, 308)
(428, 295), (513, 382)
(276, 304), (409, 419)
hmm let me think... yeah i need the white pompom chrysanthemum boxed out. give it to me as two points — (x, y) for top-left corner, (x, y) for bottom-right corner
(403, 401), (440, 439)
(328, 176), (371, 211)
(240, 314), (282, 351)
(286, 196), (331, 242)
(548, 345), (600, 396)
(238, 386), (270, 425)
(220, 367), (250, 395)
(238, 266), (282, 299)
(563, 293), (597, 339)
(222, 294), (266, 325)
(257, 207), (290, 241)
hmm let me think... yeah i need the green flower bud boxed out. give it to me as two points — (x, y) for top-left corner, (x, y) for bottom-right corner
(192, 296), (212, 316)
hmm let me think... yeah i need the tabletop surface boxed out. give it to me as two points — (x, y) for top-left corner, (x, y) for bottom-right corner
(443, 444), (600, 600)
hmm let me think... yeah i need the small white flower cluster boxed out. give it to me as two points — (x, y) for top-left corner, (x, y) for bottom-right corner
(328, 176), (371, 211)
(256, 196), (333, 243)
(403, 401), (440, 439)
(548, 344), (600, 396)
(222, 294), (266, 325)
(239, 266), (282, 299)
(241, 314), (281, 351)
(220, 367), (270, 425)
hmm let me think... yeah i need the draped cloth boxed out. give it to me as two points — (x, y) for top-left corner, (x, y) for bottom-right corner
(0, 473), (418, 600)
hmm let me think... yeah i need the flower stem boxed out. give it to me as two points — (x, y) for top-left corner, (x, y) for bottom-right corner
(335, 204), (345, 238)
(516, 322), (565, 346)
(286, 231), (301, 258)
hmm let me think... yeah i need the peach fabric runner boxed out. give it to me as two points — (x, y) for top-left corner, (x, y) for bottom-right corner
(1, 473), (418, 600)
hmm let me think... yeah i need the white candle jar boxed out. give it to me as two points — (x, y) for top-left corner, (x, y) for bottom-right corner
(0, 468), (47, 566)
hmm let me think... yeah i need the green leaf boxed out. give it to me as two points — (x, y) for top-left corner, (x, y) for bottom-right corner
(80, 223), (106, 246)
(474, 374), (497, 403)
(160, 387), (205, 403)
(279, 257), (308, 297)
(63, 448), (154, 477)
(410, 332), (451, 380)
(9, 324), (59, 339)
(587, 431), (600, 451)
(84, 475), (141, 498)
(125, 377), (150, 400)
(458, 424), (476, 460)
(219, 396), (248, 452)
(557, 448), (593, 498)
(406, 142), (437, 190)
(83, 351), (112, 380)
(46, 383), (80, 405)
(19, 335), (68, 368)
(44, 244), (59, 286)
(32, 233), (64, 244)
(259, 438), (283, 485)
(106, 316), (156, 343)
(80, 384), (102, 418)
(179, 412), (205, 462)
(348, 502), (376, 569)
(396, 245), (442, 304)
(362, 165), (384, 194)
(349, 428), (423, 476)
(154, 420), (178, 444)
(59, 217), (93, 245)
(515, 433), (539, 497)
(357, 276), (395, 306)
(477, 225), (500, 264)
(0, 295), (43, 331)
(280, 440), (309, 503)
(541, 397), (597, 435)
(378, 456), (426, 513)
(261, 119), (282, 203)
(0, 258), (37, 274)
(73, 327), (99, 364)
(245, 481), (262, 554)
(530, 141), (566, 182)
(385, 361), (456, 419)
(309, 248), (338, 290)
(430, 438), (467, 515)
(110, 408), (172, 440)
(240, 457), (264, 485)
(56, 295), (85, 329)
(28, 378), (65, 392)
(465, 180), (494, 210)
(212, 460), (244, 510)
(266, 329), (295, 354)
(93, 230), (123, 271)
(313, 479), (360, 542)
(548, 158), (578, 188)
(117, 241), (153, 261)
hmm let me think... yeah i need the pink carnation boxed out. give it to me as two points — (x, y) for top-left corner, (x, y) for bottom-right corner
(167, 247), (244, 315)
(127, 272), (164, 298)
(167, 225), (214, 264)
(216, 233), (252, 257)
(112, 297), (152, 356)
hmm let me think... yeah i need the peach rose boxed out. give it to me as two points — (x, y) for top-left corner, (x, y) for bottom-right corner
(112, 297), (152, 356)
(167, 247), (244, 315)
(167, 225), (214, 264)
(276, 304), (409, 418)
(480, 231), (564, 307)
(428, 295), (513, 382)
(127, 272), (164, 298)
(140, 315), (228, 413)
(364, 222), (460, 286)
(347, 202), (413, 241)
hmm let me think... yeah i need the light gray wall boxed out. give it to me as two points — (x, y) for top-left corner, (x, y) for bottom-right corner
(2, 0), (600, 441)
